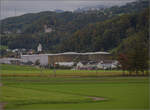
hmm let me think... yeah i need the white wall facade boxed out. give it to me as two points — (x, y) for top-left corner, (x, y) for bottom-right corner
(40, 54), (49, 65)
(21, 54), (48, 66)
(0, 58), (21, 64)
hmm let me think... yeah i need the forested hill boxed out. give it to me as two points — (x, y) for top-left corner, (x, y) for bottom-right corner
(59, 8), (149, 52)
(0, 0), (149, 53)
(0, 0), (148, 34)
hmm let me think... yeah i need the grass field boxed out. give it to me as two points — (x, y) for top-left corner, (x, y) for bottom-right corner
(0, 64), (149, 110)
(0, 64), (139, 77)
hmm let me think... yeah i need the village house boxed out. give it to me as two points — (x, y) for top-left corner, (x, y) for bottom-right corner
(76, 62), (88, 70)
(76, 60), (118, 70)
(97, 60), (118, 70)
(97, 61), (104, 69)
(44, 25), (53, 33)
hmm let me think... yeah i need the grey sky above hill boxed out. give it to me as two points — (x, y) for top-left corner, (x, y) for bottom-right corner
(0, 0), (135, 20)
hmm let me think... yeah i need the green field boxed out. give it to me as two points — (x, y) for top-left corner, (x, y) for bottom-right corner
(0, 64), (149, 110)
(0, 64), (138, 77)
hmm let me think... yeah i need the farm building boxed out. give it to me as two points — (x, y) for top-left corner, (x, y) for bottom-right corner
(20, 51), (112, 66)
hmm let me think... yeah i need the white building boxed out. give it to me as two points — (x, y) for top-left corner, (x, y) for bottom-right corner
(97, 62), (104, 69)
(76, 60), (118, 70)
(97, 60), (118, 70)
(76, 62), (84, 68)
(76, 62), (89, 69)
(21, 54), (48, 66)
(44, 25), (53, 33)
(55, 62), (74, 67)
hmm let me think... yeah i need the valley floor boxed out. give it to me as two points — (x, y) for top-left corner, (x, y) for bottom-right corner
(0, 76), (149, 110)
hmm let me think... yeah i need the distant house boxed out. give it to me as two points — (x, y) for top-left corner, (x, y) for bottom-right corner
(76, 60), (118, 70)
(44, 25), (53, 33)
(97, 60), (118, 70)
(111, 60), (118, 69)
(102, 60), (112, 69)
(97, 61), (104, 69)
(76, 62), (84, 69)
(76, 61), (97, 70)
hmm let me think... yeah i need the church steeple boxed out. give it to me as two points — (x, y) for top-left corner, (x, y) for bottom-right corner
(37, 43), (42, 52)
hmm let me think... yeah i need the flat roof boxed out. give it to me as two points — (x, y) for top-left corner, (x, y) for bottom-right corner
(21, 51), (110, 56)
(0, 58), (22, 61)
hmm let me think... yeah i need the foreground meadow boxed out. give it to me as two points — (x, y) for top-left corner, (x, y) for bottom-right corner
(0, 64), (149, 110)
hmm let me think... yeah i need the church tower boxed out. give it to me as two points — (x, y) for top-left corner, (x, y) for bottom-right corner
(37, 43), (42, 52)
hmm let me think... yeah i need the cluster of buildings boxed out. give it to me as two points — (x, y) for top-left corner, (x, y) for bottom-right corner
(76, 60), (118, 70)
(2, 24), (52, 35)
(0, 43), (119, 70)
(0, 51), (119, 70)
(6, 48), (35, 54)
(3, 44), (42, 58)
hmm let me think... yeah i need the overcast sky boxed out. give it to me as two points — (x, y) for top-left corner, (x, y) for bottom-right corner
(0, 0), (135, 20)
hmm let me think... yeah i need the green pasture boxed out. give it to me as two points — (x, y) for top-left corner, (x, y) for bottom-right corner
(0, 77), (149, 110)
(0, 64), (123, 77)
(0, 64), (148, 77)
(0, 64), (149, 110)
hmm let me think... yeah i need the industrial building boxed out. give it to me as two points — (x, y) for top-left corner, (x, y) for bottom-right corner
(0, 52), (117, 69)
(20, 52), (112, 66)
